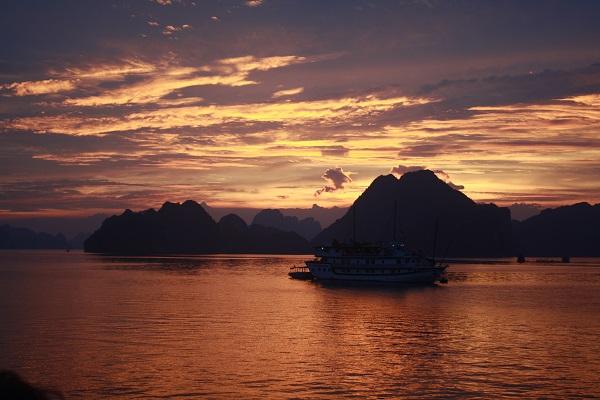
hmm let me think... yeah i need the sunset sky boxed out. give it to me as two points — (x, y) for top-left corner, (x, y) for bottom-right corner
(1, 0), (600, 217)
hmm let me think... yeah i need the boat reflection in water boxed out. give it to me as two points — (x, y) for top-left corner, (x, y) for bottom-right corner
(305, 242), (448, 285)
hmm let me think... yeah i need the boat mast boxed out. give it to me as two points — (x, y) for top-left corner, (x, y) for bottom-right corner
(432, 217), (439, 265)
(352, 206), (356, 243)
(393, 200), (397, 242)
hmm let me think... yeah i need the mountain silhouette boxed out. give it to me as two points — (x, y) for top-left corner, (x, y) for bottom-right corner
(513, 202), (600, 256)
(200, 202), (346, 229)
(252, 209), (321, 240)
(279, 204), (347, 229)
(80, 173), (599, 257)
(218, 213), (312, 253)
(0, 213), (107, 240)
(0, 224), (69, 249)
(68, 232), (91, 249)
(84, 201), (310, 254)
(312, 170), (513, 257)
(85, 200), (218, 254)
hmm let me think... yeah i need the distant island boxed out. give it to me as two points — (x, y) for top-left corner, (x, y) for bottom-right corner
(81, 170), (600, 257)
(84, 200), (311, 254)
(513, 202), (600, 257)
(2, 170), (598, 257)
(252, 209), (321, 240)
(0, 225), (70, 250)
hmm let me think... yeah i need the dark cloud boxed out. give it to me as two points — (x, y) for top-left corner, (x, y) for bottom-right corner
(399, 139), (484, 158)
(447, 182), (464, 191)
(315, 167), (352, 196)
(320, 145), (350, 157)
(265, 144), (349, 156)
(419, 64), (600, 109)
(474, 188), (600, 205)
(0, 178), (146, 212)
(428, 169), (464, 191)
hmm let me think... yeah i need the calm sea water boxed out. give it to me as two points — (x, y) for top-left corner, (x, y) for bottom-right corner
(1, 251), (600, 399)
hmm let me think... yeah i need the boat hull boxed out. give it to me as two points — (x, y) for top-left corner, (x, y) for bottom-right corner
(306, 262), (446, 284)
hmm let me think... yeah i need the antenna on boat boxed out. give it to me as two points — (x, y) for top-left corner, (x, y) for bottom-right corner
(352, 205), (356, 243)
(432, 217), (439, 265)
(438, 221), (461, 267)
(393, 200), (398, 242)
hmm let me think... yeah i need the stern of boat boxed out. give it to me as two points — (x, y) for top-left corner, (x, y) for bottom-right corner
(305, 260), (334, 280)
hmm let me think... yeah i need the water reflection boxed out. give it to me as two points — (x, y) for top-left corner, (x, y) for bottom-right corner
(97, 256), (213, 274)
(0, 251), (599, 398)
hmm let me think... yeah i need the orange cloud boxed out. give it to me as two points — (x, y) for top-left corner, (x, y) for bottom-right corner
(7, 95), (430, 135)
(245, 0), (263, 7)
(65, 60), (156, 79)
(272, 87), (304, 98)
(2, 59), (156, 99)
(162, 24), (192, 36)
(2, 79), (75, 96)
(63, 55), (311, 106)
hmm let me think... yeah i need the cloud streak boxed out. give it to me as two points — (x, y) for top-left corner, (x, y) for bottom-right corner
(272, 87), (304, 98)
(60, 55), (310, 107)
(6, 94), (431, 135)
(2, 79), (76, 96)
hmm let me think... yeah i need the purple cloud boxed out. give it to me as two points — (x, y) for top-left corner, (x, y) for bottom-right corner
(315, 167), (352, 196)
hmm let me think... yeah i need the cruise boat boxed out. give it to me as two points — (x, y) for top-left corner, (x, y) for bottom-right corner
(305, 242), (448, 284)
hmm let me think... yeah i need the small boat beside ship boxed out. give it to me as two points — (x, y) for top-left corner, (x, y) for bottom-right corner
(288, 265), (313, 280)
(291, 242), (448, 285)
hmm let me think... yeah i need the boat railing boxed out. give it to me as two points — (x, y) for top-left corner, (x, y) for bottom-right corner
(289, 265), (311, 272)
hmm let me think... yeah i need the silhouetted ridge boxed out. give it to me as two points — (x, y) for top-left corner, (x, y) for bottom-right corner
(85, 200), (217, 254)
(83, 173), (597, 257)
(200, 202), (345, 229)
(313, 169), (512, 257)
(513, 202), (600, 256)
(397, 170), (474, 207)
(252, 209), (321, 240)
(218, 214), (248, 234)
(0, 225), (69, 249)
(85, 201), (310, 255)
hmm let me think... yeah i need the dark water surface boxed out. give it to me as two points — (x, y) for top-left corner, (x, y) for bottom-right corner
(1, 251), (600, 399)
